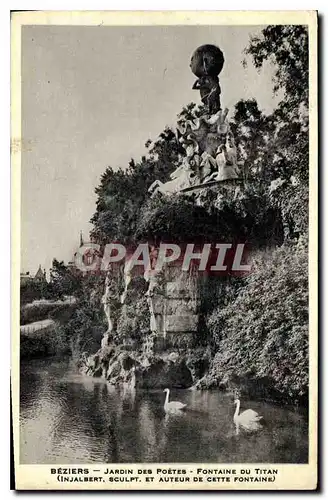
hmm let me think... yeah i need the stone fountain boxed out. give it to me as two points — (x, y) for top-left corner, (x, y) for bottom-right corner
(83, 44), (245, 388)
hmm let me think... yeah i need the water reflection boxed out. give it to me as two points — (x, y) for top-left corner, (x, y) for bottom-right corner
(20, 359), (308, 464)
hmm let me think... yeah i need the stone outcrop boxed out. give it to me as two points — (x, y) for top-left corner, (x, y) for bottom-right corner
(80, 344), (197, 389)
(145, 265), (200, 349)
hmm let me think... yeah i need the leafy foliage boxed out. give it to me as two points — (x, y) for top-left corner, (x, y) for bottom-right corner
(245, 25), (308, 109)
(135, 188), (283, 247)
(207, 237), (308, 400)
(49, 259), (82, 299)
(90, 127), (181, 245)
(243, 26), (309, 236)
(50, 267), (107, 358)
(20, 279), (52, 305)
(116, 299), (150, 345)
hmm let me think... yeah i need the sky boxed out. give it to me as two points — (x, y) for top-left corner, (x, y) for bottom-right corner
(21, 24), (280, 275)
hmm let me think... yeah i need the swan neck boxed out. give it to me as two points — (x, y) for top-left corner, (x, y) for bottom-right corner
(234, 400), (240, 419)
(165, 390), (170, 405)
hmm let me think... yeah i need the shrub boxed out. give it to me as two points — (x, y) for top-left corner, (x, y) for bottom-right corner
(207, 237), (308, 400)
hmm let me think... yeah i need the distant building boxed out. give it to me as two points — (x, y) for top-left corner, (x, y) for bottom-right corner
(34, 265), (47, 282)
(20, 271), (33, 285)
(67, 231), (102, 274)
(67, 231), (84, 270)
(20, 265), (47, 285)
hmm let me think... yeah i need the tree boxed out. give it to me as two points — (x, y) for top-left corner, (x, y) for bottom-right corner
(243, 26), (309, 236)
(244, 25), (308, 112)
(55, 271), (107, 359)
(49, 259), (82, 298)
(20, 279), (50, 305)
(90, 127), (181, 245)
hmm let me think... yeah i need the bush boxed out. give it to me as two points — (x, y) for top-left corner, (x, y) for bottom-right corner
(20, 301), (76, 325)
(207, 237), (308, 401)
(53, 273), (108, 360)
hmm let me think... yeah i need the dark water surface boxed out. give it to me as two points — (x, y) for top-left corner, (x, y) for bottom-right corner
(20, 358), (308, 464)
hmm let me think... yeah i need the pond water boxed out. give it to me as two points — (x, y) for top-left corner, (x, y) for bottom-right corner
(20, 358), (308, 464)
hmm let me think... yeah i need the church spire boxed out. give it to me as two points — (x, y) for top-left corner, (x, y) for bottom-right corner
(79, 230), (84, 248)
(35, 264), (45, 281)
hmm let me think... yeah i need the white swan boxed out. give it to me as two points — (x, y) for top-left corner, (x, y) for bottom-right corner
(233, 398), (263, 433)
(163, 388), (186, 413)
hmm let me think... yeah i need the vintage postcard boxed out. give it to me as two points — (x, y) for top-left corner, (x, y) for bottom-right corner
(11, 10), (318, 490)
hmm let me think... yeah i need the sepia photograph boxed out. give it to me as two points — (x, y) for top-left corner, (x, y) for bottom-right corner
(11, 10), (317, 490)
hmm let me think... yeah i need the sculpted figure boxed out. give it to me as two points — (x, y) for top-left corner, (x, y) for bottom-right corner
(176, 108), (230, 158)
(190, 44), (224, 114)
(224, 132), (238, 167)
(199, 151), (217, 180)
(178, 134), (201, 180)
(205, 145), (239, 183)
(190, 44), (225, 78)
(177, 108), (228, 136)
(189, 154), (201, 171)
(179, 134), (199, 159)
(192, 75), (221, 115)
(201, 130), (240, 183)
(176, 118), (209, 157)
(148, 162), (197, 196)
(215, 144), (231, 179)
(216, 108), (230, 137)
(176, 117), (201, 136)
